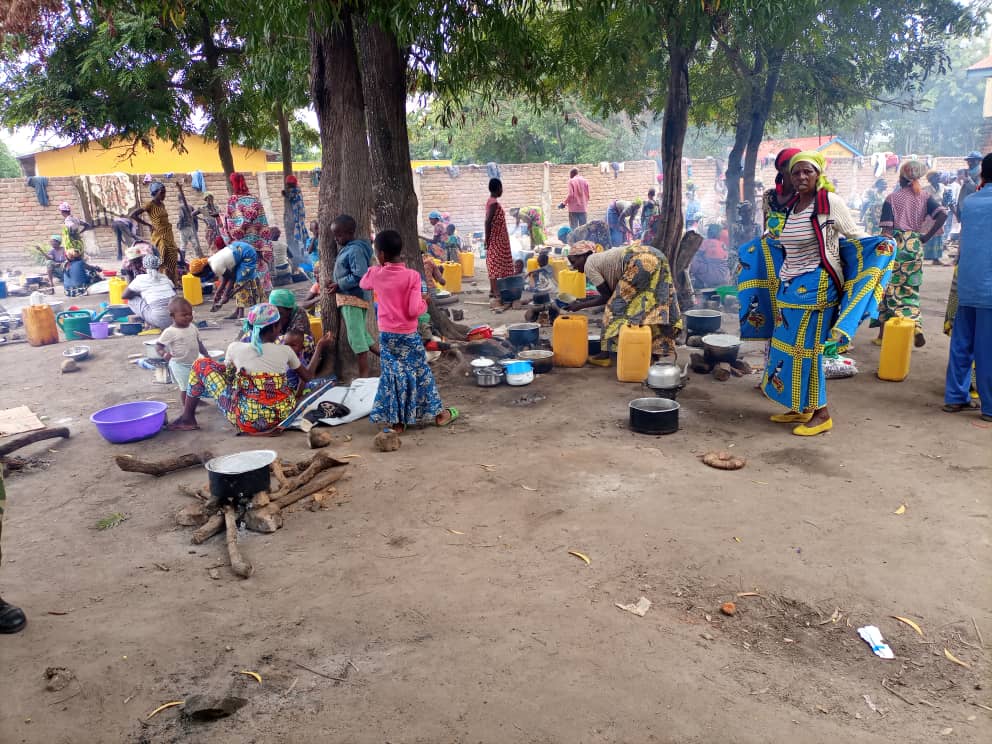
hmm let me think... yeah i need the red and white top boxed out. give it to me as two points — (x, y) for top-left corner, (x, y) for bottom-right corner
(779, 203), (821, 280)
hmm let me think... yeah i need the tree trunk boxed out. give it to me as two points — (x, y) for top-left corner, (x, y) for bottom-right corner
(276, 102), (298, 260)
(652, 36), (697, 300)
(724, 95), (752, 251)
(214, 112), (236, 183)
(309, 4), (373, 378)
(200, 11), (236, 184)
(740, 49), (783, 244)
(354, 18), (466, 340)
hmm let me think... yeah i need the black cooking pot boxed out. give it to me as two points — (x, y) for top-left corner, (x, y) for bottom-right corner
(701, 333), (741, 364)
(205, 450), (276, 505)
(629, 397), (680, 435)
(684, 308), (723, 335)
(508, 322), (540, 348)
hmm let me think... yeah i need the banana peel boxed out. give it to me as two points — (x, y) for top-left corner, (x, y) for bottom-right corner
(894, 504), (907, 515)
(568, 550), (591, 565)
(891, 615), (923, 637)
(944, 648), (971, 669)
(146, 700), (184, 719)
(238, 670), (262, 684)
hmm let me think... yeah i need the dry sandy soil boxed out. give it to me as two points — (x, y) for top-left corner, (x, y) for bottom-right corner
(0, 266), (989, 744)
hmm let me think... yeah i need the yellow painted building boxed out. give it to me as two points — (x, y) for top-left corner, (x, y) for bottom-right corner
(20, 133), (269, 177)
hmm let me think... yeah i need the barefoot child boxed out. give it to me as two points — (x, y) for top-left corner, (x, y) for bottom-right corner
(327, 214), (379, 378)
(360, 230), (458, 433)
(156, 297), (209, 406)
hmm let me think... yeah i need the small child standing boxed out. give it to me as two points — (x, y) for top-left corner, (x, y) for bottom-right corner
(360, 230), (459, 433)
(157, 297), (209, 406)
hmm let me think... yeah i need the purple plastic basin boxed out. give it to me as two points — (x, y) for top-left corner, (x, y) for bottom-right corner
(90, 401), (168, 444)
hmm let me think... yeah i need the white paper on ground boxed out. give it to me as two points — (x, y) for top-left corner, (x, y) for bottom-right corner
(857, 625), (895, 659)
(614, 597), (652, 617)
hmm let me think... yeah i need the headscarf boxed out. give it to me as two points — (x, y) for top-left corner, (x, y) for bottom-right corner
(230, 172), (249, 195)
(242, 302), (281, 356)
(189, 257), (210, 276)
(149, 181), (164, 197)
(557, 226), (572, 243)
(202, 191), (213, 201)
(285, 175), (298, 187)
(58, 201), (71, 213)
(50, 234), (62, 243)
(268, 288), (297, 309)
(143, 253), (165, 282)
(774, 147), (802, 196)
(428, 210), (442, 220)
(124, 242), (153, 261)
(788, 151), (835, 193)
(570, 241), (596, 256)
(899, 160), (926, 193)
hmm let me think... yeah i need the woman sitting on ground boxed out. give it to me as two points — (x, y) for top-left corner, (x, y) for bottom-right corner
(566, 241), (681, 366)
(168, 302), (332, 434)
(121, 254), (175, 328)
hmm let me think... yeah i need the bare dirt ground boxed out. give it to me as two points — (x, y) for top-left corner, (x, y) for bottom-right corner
(0, 265), (989, 744)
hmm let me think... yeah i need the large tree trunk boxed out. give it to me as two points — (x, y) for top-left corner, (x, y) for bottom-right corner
(354, 18), (466, 340)
(724, 95), (752, 251)
(309, 4), (373, 378)
(214, 111), (236, 183)
(200, 11), (236, 184)
(652, 37), (697, 300)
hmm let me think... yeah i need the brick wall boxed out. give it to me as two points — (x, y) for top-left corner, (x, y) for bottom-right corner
(1, 153), (980, 269)
(0, 171), (322, 270)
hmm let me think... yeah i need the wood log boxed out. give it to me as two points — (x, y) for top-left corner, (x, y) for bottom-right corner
(176, 502), (210, 527)
(0, 427), (70, 459)
(269, 453), (346, 501)
(192, 513), (225, 544)
(177, 484), (209, 501)
(730, 359), (753, 375)
(272, 467), (347, 510)
(115, 452), (213, 477)
(224, 506), (253, 578)
(250, 491), (270, 509)
(244, 503), (283, 533)
(307, 428), (338, 449)
(271, 460), (288, 487)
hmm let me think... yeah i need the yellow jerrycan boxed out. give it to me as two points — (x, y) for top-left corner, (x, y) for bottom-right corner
(617, 324), (652, 382)
(181, 272), (203, 306)
(559, 269), (586, 299)
(441, 261), (462, 293)
(552, 314), (589, 367)
(877, 317), (915, 381)
(458, 251), (475, 278)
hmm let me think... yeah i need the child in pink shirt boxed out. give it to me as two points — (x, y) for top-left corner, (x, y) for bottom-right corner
(360, 230), (459, 432)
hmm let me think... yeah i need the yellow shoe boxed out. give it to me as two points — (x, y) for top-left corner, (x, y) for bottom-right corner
(872, 337), (883, 346)
(770, 412), (813, 424)
(587, 356), (612, 367)
(793, 418), (833, 436)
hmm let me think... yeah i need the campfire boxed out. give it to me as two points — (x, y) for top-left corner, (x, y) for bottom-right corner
(115, 451), (349, 578)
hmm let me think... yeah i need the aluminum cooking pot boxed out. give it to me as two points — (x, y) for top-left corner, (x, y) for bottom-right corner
(474, 367), (503, 387)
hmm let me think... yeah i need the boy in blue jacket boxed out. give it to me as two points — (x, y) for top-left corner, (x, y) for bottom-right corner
(327, 214), (379, 378)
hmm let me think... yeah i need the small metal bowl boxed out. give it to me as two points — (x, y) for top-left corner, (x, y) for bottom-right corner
(63, 345), (90, 361)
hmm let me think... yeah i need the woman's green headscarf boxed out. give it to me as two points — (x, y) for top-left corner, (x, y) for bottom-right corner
(268, 288), (297, 309)
(788, 151), (835, 193)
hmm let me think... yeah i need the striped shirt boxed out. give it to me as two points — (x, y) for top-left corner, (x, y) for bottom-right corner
(779, 203), (821, 280)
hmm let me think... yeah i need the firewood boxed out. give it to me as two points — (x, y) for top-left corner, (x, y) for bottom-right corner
(115, 452), (213, 477)
(177, 484), (209, 501)
(269, 453), (346, 501)
(176, 502), (210, 527)
(713, 362), (732, 382)
(244, 503), (283, 533)
(250, 491), (270, 509)
(191, 513), (224, 544)
(224, 506), (253, 579)
(0, 427), (70, 459)
(272, 468), (347, 510)
(270, 460), (288, 487)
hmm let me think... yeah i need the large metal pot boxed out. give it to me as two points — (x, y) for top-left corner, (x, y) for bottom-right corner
(508, 322), (540, 348)
(517, 349), (553, 374)
(474, 367), (503, 387)
(629, 397), (680, 435)
(702, 333), (741, 364)
(684, 308), (723, 335)
(205, 450), (276, 505)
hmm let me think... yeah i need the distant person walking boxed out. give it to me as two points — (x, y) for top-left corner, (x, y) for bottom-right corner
(559, 168), (590, 228)
(484, 178), (515, 298)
